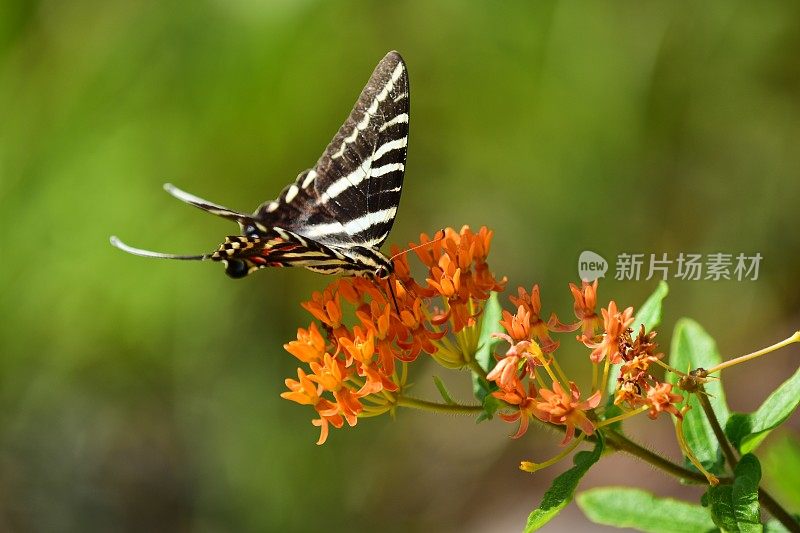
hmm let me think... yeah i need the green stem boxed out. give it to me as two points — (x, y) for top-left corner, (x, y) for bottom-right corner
(760, 491), (800, 533)
(706, 331), (800, 374)
(594, 406), (648, 430)
(468, 359), (488, 379)
(602, 429), (713, 484)
(695, 390), (738, 470)
(696, 387), (799, 532)
(396, 396), (483, 415)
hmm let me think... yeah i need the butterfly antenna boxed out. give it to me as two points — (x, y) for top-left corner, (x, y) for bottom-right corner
(109, 236), (211, 261)
(388, 229), (446, 263)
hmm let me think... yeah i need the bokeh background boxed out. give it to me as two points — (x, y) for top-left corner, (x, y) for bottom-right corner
(1, 1), (799, 531)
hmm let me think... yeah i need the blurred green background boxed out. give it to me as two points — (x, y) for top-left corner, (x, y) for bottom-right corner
(1, 1), (799, 531)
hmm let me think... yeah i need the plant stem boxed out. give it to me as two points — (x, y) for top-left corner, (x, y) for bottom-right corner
(706, 331), (800, 374)
(601, 429), (713, 484)
(695, 390), (738, 469)
(521, 433), (586, 473)
(760, 491), (800, 533)
(594, 406), (649, 430)
(467, 359), (488, 379)
(396, 395), (483, 415)
(696, 387), (800, 532)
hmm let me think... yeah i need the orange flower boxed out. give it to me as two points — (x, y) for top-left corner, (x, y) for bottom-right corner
(550, 281), (601, 339)
(508, 285), (558, 352)
(284, 323), (327, 363)
(390, 247), (435, 298)
(312, 399), (345, 445)
(582, 301), (635, 364)
(301, 289), (347, 340)
(486, 341), (524, 391)
(614, 379), (645, 408)
(499, 306), (531, 343)
(427, 254), (462, 298)
(283, 370), (349, 445)
(416, 226), (506, 304)
(339, 326), (399, 395)
(356, 300), (397, 374)
(356, 363), (399, 395)
(468, 226), (494, 264)
(337, 276), (386, 305)
(281, 368), (320, 406)
(535, 381), (601, 445)
(644, 382), (683, 420)
(492, 379), (542, 439)
(490, 333), (545, 382)
(339, 326), (375, 367)
(308, 353), (348, 392)
(397, 298), (446, 359)
(619, 354), (659, 381)
(412, 230), (446, 269)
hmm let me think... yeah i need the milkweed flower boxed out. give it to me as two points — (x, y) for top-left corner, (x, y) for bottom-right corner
(549, 280), (602, 339)
(284, 323), (327, 363)
(509, 285), (559, 352)
(281, 226), (506, 444)
(492, 379), (543, 439)
(645, 382), (683, 420)
(535, 381), (601, 445)
(582, 301), (635, 364)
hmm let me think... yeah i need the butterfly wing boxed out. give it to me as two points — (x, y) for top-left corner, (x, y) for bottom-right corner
(255, 51), (409, 250)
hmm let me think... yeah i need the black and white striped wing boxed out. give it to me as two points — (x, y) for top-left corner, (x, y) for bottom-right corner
(255, 51), (409, 249)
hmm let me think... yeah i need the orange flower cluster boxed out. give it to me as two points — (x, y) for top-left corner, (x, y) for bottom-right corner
(281, 226), (506, 444)
(488, 281), (682, 445)
(281, 224), (683, 447)
(613, 325), (683, 419)
(414, 226), (507, 332)
(488, 284), (602, 443)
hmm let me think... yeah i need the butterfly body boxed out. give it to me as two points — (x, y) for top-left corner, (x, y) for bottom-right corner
(212, 228), (393, 279)
(111, 51), (409, 281)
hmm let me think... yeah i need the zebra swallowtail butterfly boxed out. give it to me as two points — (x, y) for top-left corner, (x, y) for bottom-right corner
(111, 51), (409, 283)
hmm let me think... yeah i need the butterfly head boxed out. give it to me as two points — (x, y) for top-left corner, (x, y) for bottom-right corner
(373, 264), (392, 280)
(211, 235), (265, 279)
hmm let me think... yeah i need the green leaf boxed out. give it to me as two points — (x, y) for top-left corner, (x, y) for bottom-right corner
(634, 280), (670, 334)
(524, 433), (604, 531)
(476, 394), (502, 423)
(725, 366), (800, 454)
(668, 318), (730, 474)
(472, 291), (503, 421)
(606, 281), (670, 399)
(704, 454), (762, 532)
(432, 375), (456, 405)
(760, 433), (800, 512)
(473, 291), (503, 376)
(577, 487), (716, 533)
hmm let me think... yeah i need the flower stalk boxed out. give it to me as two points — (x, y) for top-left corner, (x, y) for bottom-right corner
(705, 330), (800, 374)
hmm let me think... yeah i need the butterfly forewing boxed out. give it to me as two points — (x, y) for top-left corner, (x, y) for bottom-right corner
(255, 51), (409, 250)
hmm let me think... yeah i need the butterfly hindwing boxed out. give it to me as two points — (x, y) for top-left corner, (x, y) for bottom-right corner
(255, 51), (409, 250)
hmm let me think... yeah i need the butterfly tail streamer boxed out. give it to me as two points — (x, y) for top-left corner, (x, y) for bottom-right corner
(163, 183), (256, 226)
(109, 236), (212, 261)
